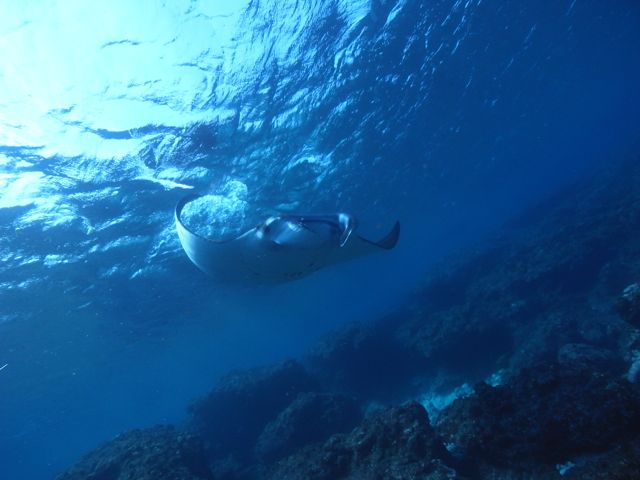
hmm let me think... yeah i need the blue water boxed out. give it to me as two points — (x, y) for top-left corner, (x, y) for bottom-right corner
(1, 1), (639, 478)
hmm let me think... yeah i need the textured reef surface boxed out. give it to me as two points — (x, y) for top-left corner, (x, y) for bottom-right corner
(57, 158), (640, 479)
(56, 426), (213, 480)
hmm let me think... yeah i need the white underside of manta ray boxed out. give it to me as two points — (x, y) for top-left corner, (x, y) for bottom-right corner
(175, 194), (400, 283)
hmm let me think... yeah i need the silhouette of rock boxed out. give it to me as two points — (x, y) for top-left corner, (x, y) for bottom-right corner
(563, 439), (640, 479)
(188, 359), (316, 463)
(255, 392), (361, 463)
(557, 342), (623, 374)
(616, 283), (640, 327)
(307, 316), (424, 402)
(436, 361), (640, 474)
(55, 426), (213, 480)
(266, 402), (456, 480)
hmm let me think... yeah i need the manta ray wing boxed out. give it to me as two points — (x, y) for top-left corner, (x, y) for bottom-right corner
(175, 195), (400, 283)
(174, 195), (246, 278)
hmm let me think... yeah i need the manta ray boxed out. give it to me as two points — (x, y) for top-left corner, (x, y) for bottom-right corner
(175, 194), (400, 283)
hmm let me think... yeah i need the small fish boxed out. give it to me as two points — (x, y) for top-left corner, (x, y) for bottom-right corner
(0, 364), (8, 372)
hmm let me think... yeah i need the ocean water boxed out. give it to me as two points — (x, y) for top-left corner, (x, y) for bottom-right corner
(1, 1), (639, 478)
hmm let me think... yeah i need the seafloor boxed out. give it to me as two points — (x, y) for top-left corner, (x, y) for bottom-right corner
(56, 157), (640, 479)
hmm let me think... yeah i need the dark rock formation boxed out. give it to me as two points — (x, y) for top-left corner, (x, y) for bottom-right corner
(436, 361), (640, 473)
(628, 352), (640, 384)
(616, 283), (640, 327)
(556, 342), (624, 374)
(297, 162), (640, 409)
(255, 392), (362, 463)
(55, 426), (213, 480)
(307, 314), (425, 402)
(399, 159), (640, 382)
(563, 438), (640, 479)
(188, 359), (316, 463)
(266, 402), (457, 480)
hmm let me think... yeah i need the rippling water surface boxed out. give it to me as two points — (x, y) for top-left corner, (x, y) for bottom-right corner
(1, 1), (639, 478)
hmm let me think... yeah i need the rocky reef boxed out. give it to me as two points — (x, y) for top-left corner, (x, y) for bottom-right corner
(55, 426), (213, 480)
(617, 283), (640, 328)
(265, 402), (456, 480)
(187, 359), (318, 466)
(58, 158), (640, 479)
(437, 360), (640, 477)
(255, 392), (361, 464)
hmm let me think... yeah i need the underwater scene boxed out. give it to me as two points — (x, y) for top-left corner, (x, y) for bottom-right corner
(1, 1), (640, 479)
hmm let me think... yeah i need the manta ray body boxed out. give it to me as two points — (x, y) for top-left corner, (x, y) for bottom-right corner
(175, 194), (400, 282)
